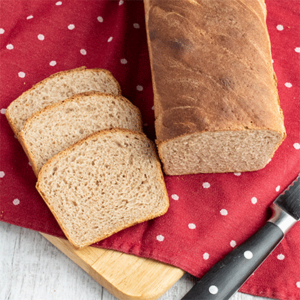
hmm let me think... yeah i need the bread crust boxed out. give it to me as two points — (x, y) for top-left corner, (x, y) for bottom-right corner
(18, 132), (40, 177)
(145, 0), (285, 138)
(5, 110), (19, 138)
(36, 128), (169, 249)
(5, 66), (122, 135)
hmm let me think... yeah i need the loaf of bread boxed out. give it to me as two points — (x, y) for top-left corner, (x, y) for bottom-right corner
(36, 129), (169, 249)
(6, 67), (121, 135)
(144, 0), (286, 175)
(19, 92), (143, 176)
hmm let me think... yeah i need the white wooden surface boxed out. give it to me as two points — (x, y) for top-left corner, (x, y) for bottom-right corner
(0, 222), (273, 300)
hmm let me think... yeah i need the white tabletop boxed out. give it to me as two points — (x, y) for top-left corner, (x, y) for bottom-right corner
(0, 222), (273, 300)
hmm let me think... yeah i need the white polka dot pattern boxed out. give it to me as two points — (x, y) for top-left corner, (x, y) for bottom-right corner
(55, 1), (62, 5)
(276, 24), (284, 31)
(295, 47), (300, 53)
(234, 172), (241, 176)
(203, 252), (209, 260)
(136, 85), (143, 91)
(171, 194), (179, 200)
(80, 49), (87, 55)
(6, 44), (13, 50)
(277, 254), (285, 260)
(251, 197), (257, 204)
(13, 199), (20, 205)
(120, 58), (127, 64)
(27, 15), (33, 20)
(49, 61), (56, 66)
(0, 28), (4, 34)
(296, 282), (300, 288)
(68, 24), (75, 30)
(37, 34), (45, 40)
(188, 223), (196, 229)
(107, 37), (113, 42)
(119, 0), (124, 5)
(0, 171), (5, 178)
(97, 16), (103, 22)
(133, 23), (140, 29)
(294, 143), (300, 150)
(156, 235), (164, 242)
(276, 186), (280, 192)
(18, 72), (25, 78)
(230, 240), (236, 248)
(1, 108), (6, 114)
(285, 82), (292, 88)
(202, 182), (210, 188)
(220, 209), (228, 216)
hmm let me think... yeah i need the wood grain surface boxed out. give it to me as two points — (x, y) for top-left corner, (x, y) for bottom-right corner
(40, 232), (185, 300)
(0, 222), (273, 300)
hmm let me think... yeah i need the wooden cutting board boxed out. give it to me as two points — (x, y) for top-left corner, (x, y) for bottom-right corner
(41, 233), (185, 300)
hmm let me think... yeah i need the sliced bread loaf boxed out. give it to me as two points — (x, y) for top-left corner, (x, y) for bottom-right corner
(6, 67), (121, 135)
(144, 0), (286, 174)
(36, 129), (169, 249)
(19, 92), (142, 176)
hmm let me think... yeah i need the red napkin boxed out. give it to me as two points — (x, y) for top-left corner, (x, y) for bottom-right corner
(0, 1), (299, 299)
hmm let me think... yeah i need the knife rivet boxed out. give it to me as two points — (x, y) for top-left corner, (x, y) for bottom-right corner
(244, 251), (253, 259)
(209, 285), (218, 294)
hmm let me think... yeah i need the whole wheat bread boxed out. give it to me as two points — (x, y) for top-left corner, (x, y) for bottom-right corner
(6, 67), (121, 135)
(19, 92), (143, 176)
(36, 129), (169, 249)
(144, 0), (286, 175)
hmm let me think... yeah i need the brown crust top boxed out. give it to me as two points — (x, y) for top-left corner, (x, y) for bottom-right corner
(36, 128), (169, 249)
(5, 66), (122, 135)
(155, 106), (286, 143)
(144, 0), (286, 142)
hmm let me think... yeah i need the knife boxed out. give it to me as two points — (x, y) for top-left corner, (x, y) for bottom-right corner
(182, 176), (300, 300)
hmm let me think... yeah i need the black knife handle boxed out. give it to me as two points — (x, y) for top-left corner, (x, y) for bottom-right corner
(181, 222), (284, 300)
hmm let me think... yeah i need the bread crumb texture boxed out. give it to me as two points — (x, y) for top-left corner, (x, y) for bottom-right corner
(20, 93), (142, 173)
(7, 68), (120, 133)
(159, 130), (283, 175)
(37, 130), (169, 248)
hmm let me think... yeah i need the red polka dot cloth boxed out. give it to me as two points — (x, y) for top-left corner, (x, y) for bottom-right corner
(0, 1), (299, 299)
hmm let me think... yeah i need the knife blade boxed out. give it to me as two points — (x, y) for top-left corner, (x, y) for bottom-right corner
(181, 176), (300, 300)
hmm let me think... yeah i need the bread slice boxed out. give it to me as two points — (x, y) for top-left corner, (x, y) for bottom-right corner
(36, 129), (169, 249)
(19, 92), (143, 176)
(6, 67), (121, 135)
